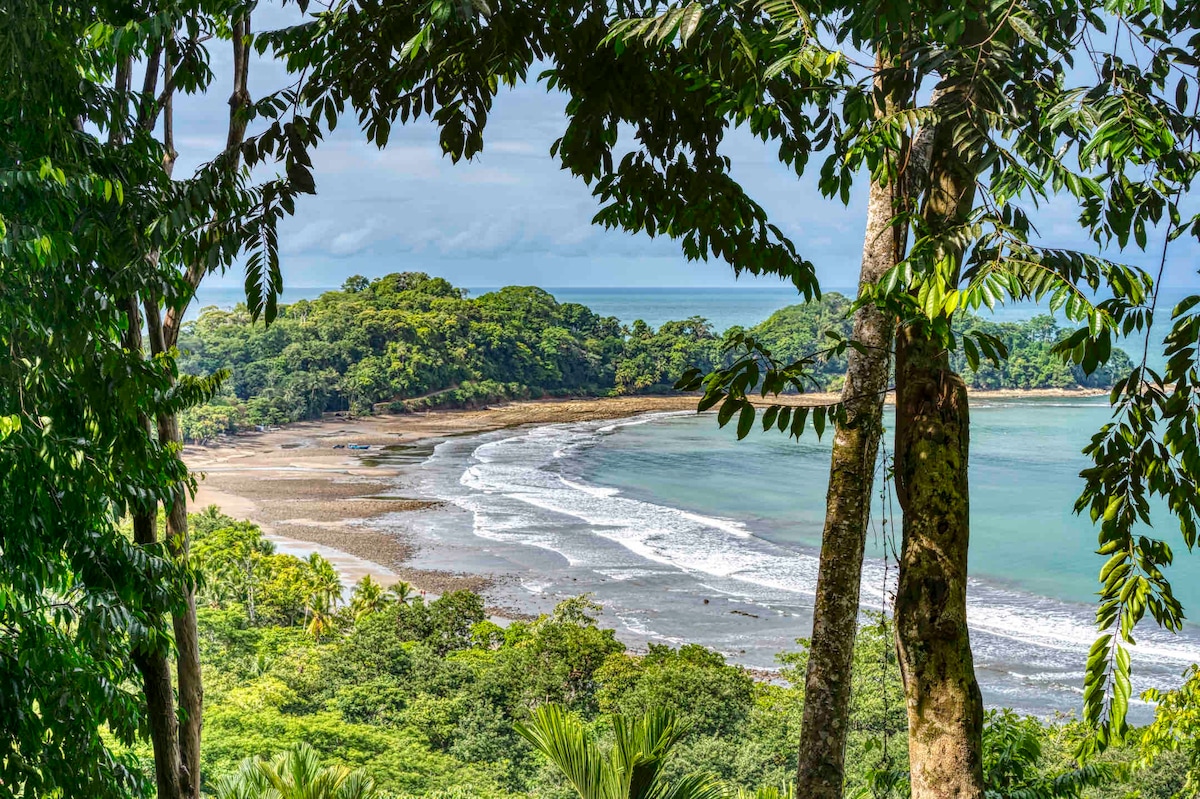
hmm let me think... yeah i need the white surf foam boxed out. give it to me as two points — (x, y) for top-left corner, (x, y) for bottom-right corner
(438, 415), (1200, 680)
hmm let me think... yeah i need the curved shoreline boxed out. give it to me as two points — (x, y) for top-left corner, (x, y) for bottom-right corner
(186, 397), (705, 597)
(185, 390), (1107, 597)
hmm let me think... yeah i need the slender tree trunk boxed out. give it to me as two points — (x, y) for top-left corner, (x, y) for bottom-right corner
(137, 21), (251, 795)
(166, 431), (202, 799)
(124, 296), (187, 799)
(795, 53), (909, 799)
(115, 55), (186, 799)
(893, 81), (985, 799)
(132, 641), (185, 799)
(145, 299), (203, 799)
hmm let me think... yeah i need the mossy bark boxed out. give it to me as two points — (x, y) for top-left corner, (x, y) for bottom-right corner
(893, 79), (986, 799)
(894, 329), (983, 799)
(795, 54), (909, 799)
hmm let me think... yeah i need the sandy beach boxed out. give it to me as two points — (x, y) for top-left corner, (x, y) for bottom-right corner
(187, 389), (1105, 600)
(188, 396), (705, 596)
(186, 387), (1200, 720)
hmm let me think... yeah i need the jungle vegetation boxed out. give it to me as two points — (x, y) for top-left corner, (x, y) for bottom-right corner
(5, 0), (1200, 796)
(133, 508), (1194, 799)
(175, 274), (1132, 441)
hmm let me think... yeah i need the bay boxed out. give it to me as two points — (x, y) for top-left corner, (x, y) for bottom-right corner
(194, 281), (1200, 716)
(403, 404), (1200, 721)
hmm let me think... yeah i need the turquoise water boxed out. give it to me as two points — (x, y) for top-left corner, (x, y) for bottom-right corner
(572, 399), (1200, 613)
(411, 402), (1200, 717)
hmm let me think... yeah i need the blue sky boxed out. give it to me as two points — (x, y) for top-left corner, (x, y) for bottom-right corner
(178, 4), (1199, 291)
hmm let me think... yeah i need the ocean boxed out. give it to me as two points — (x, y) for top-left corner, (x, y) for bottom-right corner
(397, 405), (1200, 721)
(194, 282), (1200, 716)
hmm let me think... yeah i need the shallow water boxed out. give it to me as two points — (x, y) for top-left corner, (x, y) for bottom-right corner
(391, 402), (1200, 722)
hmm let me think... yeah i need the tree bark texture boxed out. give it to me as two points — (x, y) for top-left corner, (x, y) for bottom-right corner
(144, 20), (251, 796)
(893, 80), (986, 799)
(145, 299), (202, 799)
(124, 296), (186, 799)
(795, 53), (909, 799)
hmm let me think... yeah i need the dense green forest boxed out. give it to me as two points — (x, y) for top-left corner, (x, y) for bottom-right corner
(176, 273), (1132, 441)
(11, 0), (1200, 796)
(160, 507), (1188, 798)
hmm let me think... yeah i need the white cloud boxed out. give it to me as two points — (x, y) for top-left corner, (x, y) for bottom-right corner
(487, 140), (542, 156)
(329, 223), (380, 257)
(184, 2), (1200, 291)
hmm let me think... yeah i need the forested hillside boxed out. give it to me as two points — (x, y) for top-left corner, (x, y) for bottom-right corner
(177, 273), (1131, 440)
(173, 508), (1184, 799)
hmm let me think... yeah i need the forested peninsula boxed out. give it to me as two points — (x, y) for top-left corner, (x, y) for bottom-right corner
(178, 273), (1130, 441)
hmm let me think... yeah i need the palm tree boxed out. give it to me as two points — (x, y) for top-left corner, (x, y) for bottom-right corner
(307, 553), (343, 612)
(212, 742), (378, 799)
(515, 705), (725, 799)
(305, 607), (336, 639)
(388, 579), (416, 605)
(350, 575), (393, 621)
(301, 554), (343, 640)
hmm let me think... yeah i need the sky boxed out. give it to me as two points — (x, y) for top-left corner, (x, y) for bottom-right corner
(174, 3), (1200, 292)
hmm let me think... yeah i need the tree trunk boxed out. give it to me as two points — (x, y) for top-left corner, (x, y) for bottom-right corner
(893, 329), (983, 799)
(134, 18), (251, 793)
(794, 53), (909, 799)
(893, 80), (986, 799)
(124, 297), (186, 799)
(145, 297), (203, 799)
(132, 642), (185, 799)
(166, 429), (203, 799)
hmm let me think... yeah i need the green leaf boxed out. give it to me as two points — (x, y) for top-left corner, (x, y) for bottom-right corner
(1007, 14), (1044, 46)
(0, 415), (19, 443)
(717, 397), (739, 428)
(697, 391), (724, 413)
(737, 403), (755, 440)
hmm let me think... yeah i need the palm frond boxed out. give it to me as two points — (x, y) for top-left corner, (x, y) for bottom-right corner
(516, 705), (606, 799)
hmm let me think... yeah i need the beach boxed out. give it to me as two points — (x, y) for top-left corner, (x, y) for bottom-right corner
(184, 387), (1200, 719)
(188, 396), (706, 596)
(186, 388), (1105, 601)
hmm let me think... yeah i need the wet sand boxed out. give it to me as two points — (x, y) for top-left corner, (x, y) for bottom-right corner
(188, 397), (705, 595)
(186, 389), (1106, 599)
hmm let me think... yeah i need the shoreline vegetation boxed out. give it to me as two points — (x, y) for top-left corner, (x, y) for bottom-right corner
(176, 272), (1127, 444)
(180, 271), (1119, 590)
(175, 273), (1150, 795)
(177, 391), (1186, 798)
